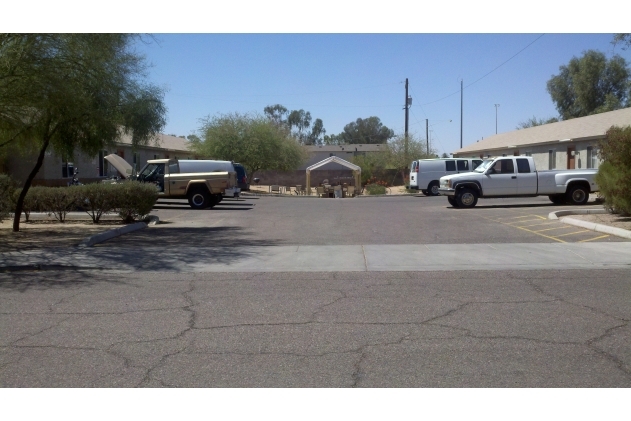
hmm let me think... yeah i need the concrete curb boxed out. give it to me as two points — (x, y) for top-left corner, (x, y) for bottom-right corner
(549, 209), (631, 240)
(78, 216), (159, 248)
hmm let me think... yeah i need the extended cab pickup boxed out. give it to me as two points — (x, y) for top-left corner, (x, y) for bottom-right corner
(104, 155), (238, 209)
(437, 156), (598, 208)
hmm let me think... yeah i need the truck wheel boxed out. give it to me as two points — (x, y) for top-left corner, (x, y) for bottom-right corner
(428, 181), (440, 196)
(456, 188), (478, 208)
(447, 196), (459, 207)
(566, 185), (589, 205)
(548, 194), (566, 205)
(187, 188), (211, 209)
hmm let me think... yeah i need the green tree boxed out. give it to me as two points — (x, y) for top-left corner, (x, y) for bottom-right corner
(546, 50), (630, 120)
(595, 125), (631, 216)
(264, 104), (326, 145)
(338, 117), (394, 144)
(0, 34), (166, 232)
(385, 134), (434, 185)
(613, 34), (631, 50)
(189, 112), (308, 180)
(516, 116), (560, 129)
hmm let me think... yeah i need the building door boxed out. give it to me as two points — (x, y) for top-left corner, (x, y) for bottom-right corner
(567, 147), (575, 169)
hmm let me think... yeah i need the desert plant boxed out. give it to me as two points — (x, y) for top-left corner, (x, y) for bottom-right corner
(112, 181), (158, 223)
(78, 183), (116, 223)
(38, 187), (81, 222)
(12, 186), (46, 222)
(596, 125), (631, 216)
(364, 183), (387, 195)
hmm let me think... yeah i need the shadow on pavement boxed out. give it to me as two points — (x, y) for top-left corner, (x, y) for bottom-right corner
(0, 269), (128, 292)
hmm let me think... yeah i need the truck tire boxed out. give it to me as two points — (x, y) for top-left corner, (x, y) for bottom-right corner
(456, 188), (478, 208)
(187, 187), (211, 209)
(447, 196), (459, 207)
(548, 194), (566, 205)
(428, 181), (440, 196)
(566, 185), (589, 205)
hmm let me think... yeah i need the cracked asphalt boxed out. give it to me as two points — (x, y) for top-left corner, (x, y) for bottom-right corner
(2, 268), (630, 387)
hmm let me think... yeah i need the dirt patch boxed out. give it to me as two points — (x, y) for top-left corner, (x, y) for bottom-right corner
(0, 219), (124, 251)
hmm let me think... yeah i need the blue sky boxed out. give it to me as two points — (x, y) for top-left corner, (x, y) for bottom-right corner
(135, 33), (630, 156)
(11, 2), (631, 156)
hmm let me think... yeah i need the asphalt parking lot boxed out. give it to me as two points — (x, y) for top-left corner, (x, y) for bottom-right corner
(111, 193), (629, 248)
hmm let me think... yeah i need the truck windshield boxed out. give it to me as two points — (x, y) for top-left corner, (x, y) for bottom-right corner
(474, 159), (494, 173)
(138, 163), (164, 182)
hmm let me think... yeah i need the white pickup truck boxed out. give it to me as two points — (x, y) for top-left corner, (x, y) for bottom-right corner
(437, 156), (599, 208)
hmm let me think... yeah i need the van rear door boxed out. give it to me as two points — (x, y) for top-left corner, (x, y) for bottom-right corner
(409, 161), (419, 188)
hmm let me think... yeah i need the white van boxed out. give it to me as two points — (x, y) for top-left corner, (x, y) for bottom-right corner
(409, 158), (483, 195)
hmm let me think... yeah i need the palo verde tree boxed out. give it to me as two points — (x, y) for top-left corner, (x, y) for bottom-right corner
(189, 112), (308, 181)
(0, 34), (167, 232)
(546, 50), (630, 120)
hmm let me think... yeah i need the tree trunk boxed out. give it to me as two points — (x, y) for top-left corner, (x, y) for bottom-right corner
(12, 136), (50, 232)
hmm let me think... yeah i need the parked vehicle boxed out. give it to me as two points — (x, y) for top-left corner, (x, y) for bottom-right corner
(437, 156), (599, 208)
(409, 158), (483, 196)
(104, 155), (239, 209)
(233, 163), (249, 191)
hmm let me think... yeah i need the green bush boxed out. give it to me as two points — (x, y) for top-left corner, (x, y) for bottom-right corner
(596, 126), (631, 216)
(77, 183), (116, 223)
(38, 187), (81, 222)
(112, 181), (158, 223)
(12, 186), (47, 222)
(0, 174), (16, 222)
(364, 183), (387, 195)
(595, 161), (631, 216)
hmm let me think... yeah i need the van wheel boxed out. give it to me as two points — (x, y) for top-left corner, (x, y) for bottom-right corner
(187, 188), (210, 209)
(456, 188), (478, 208)
(566, 185), (589, 205)
(447, 197), (459, 207)
(428, 181), (440, 196)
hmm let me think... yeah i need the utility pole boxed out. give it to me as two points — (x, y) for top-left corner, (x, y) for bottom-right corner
(404, 78), (411, 166)
(460, 79), (463, 149)
(495, 104), (500, 134)
(425, 119), (429, 155)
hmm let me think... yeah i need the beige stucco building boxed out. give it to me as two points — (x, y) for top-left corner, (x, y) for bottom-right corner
(453, 107), (631, 171)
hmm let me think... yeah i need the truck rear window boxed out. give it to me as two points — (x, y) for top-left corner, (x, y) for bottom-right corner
(516, 158), (531, 173)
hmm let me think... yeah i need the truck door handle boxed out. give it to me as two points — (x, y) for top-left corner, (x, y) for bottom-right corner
(511, 176), (517, 179)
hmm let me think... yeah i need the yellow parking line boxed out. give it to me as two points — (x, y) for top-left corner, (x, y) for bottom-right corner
(534, 226), (574, 233)
(512, 225), (566, 243)
(507, 219), (545, 225)
(579, 235), (610, 242)
(554, 230), (590, 237)
(518, 222), (558, 228)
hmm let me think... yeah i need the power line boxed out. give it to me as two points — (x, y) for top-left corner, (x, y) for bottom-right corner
(421, 34), (546, 106)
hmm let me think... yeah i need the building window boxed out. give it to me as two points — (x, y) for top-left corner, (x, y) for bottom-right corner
(548, 150), (556, 170)
(586, 146), (598, 169)
(525, 151), (532, 157)
(62, 161), (74, 178)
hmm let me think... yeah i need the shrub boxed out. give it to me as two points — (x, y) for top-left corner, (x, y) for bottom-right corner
(78, 183), (116, 223)
(112, 181), (158, 223)
(38, 187), (81, 222)
(12, 186), (47, 222)
(595, 161), (631, 216)
(0, 174), (16, 222)
(364, 183), (387, 195)
(596, 125), (631, 216)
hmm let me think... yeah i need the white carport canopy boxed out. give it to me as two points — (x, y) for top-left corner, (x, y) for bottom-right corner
(305, 156), (361, 195)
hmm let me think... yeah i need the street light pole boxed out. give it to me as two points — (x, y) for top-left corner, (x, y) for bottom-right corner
(495, 104), (500, 134)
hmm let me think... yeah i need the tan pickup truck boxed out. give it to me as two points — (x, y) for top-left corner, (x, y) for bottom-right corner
(104, 155), (238, 209)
